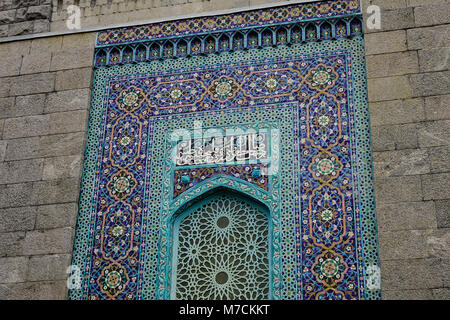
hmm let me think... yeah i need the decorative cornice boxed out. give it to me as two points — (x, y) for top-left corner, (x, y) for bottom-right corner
(94, 0), (362, 68)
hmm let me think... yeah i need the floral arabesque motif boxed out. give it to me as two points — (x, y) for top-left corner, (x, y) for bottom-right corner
(116, 86), (146, 113)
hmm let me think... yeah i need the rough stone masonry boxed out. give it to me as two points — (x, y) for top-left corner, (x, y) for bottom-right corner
(0, 0), (449, 299)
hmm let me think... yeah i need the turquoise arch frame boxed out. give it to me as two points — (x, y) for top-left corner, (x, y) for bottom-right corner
(169, 187), (273, 299)
(157, 175), (282, 299)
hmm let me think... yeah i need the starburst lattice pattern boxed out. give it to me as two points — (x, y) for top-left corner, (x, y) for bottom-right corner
(173, 193), (269, 299)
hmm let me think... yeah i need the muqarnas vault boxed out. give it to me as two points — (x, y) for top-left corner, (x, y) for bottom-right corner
(69, 0), (381, 300)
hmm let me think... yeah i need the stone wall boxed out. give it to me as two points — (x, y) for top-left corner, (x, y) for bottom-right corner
(0, 0), (52, 37)
(0, 33), (95, 299)
(362, 0), (450, 300)
(0, 0), (449, 299)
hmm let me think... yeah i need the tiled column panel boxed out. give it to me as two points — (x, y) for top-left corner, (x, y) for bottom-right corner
(362, 0), (450, 300)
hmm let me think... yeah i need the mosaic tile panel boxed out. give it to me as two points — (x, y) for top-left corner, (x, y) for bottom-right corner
(70, 1), (381, 300)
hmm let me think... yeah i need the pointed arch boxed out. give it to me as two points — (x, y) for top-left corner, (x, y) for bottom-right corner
(156, 174), (281, 300)
(231, 31), (245, 51)
(122, 45), (134, 64)
(169, 174), (272, 217)
(203, 35), (216, 54)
